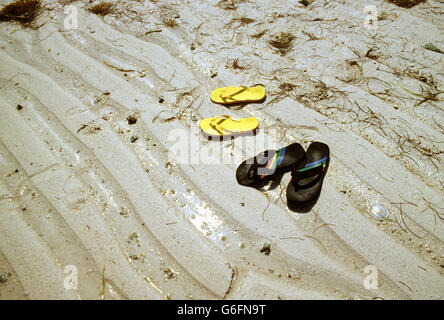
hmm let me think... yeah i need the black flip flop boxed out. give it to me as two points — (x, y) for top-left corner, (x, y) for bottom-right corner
(286, 142), (330, 204)
(236, 143), (306, 187)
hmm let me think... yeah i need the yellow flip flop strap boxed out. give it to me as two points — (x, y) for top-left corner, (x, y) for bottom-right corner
(219, 86), (248, 102)
(209, 115), (240, 134)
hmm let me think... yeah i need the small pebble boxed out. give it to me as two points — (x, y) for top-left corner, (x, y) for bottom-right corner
(370, 204), (388, 220)
(0, 273), (9, 283)
(260, 243), (271, 256)
(127, 114), (139, 125)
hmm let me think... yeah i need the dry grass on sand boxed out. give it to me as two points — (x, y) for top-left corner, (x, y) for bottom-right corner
(0, 0), (41, 27)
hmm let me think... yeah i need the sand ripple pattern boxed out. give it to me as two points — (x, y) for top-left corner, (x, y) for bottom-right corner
(0, 0), (443, 299)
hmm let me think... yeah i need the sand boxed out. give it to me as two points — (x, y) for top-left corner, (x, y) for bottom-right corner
(0, 0), (443, 300)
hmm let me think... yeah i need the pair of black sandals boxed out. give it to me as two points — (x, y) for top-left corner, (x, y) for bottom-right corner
(236, 142), (329, 210)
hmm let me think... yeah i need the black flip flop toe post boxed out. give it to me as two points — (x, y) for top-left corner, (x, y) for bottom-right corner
(287, 142), (330, 210)
(236, 143), (306, 188)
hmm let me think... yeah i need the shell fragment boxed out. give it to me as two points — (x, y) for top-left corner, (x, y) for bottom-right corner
(370, 204), (389, 221)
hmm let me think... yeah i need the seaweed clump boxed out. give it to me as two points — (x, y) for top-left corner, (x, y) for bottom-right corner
(217, 0), (238, 10)
(226, 58), (249, 70)
(251, 30), (266, 39)
(160, 5), (180, 28)
(299, 0), (314, 6)
(225, 16), (255, 29)
(268, 32), (295, 55)
(163, 17), (178, 27)
(386, 0), (426, 8)
(88, 2), (115, 16)
(0, 0), (41, 27)
(217, 0), (248, 10)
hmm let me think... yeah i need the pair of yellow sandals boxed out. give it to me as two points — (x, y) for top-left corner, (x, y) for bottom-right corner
(200, 86), (265, 137)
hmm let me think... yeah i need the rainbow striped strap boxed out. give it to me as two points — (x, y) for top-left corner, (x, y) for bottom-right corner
(297, 156), (328, 173)
(259, 147), (286, 179)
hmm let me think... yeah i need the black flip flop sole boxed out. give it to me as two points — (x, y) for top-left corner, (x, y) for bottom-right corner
(287, 142), (330, 204)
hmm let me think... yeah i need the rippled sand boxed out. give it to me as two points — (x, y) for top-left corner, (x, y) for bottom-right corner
(0, 0), (443, 299)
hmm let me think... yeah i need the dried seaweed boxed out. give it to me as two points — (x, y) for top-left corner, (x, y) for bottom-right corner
(159, 5), (180, 28)
(261, 192), (271, 220)
(391, 128), (443, 171)
(312, 223), (336, 233)
(251, 29), (267, 39)
(100, 265), (106, 300)
(224, 263), (238, 298)
(353, 102), (389, 137)
(217, 0), (246, 10)
(304, 235), (328, 253)
(421, 197), (444, 223)
(423, 43), (443, 54)
(0, 0), (41, 27)
(365, 47), (383, 60)
(386, 0), (426, 8)
(400, 84), (444, 108)
(265, 71), (346, 110)
(225, 16), (255, 29)
(299, 0), (314, 6)
(226, 58), (249, 71)
(89, 2), (115, 16)
(301, 29), (322, 41)
(391, 202), (423, 238)
(268, 32), (295, 55)
(163, 17), (177, 27)
(398, 280), (413, 293)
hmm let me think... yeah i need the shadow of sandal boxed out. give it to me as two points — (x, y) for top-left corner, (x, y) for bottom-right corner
(287, 192), (320, 213)
(201, 128), (258, 141)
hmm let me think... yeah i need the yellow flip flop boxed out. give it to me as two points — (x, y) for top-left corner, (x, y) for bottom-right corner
(200, 115), (259, 137)
(210, 86), (266, 105)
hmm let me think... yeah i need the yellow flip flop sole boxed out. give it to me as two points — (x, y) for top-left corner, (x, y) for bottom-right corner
(200, 115), (258, 137)
(210, 86), (266, 105)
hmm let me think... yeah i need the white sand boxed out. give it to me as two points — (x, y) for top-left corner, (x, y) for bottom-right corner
(0, 0), (443, 299)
